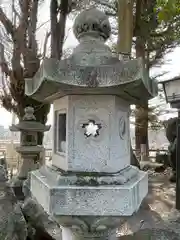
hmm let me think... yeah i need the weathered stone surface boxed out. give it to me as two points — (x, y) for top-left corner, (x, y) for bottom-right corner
(31, 165), (148, 216)
(22, 198), (62, 240)
(38, 165), (139, 186)
(25, 8), (158, 104)
(73, 8), (111, 41)
(23, 106), (36, 121)
(119, 228), (180, 240)
(0, 165), (27, 240)
(9, 107), (51, 200)
(23, 176), (31, 198)
(52, 95), (131, 173)
(0, 165), (59, 240)
(10, 178), (25, 201)
(26, 7), (151, 240)
(10, 107), (50, 133)
(54, 215), (122, 240)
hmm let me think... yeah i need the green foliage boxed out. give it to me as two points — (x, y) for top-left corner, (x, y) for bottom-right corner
(155, 0), (180, 44)
(156, 0), (180, 22)
(91, 0), (180, 67)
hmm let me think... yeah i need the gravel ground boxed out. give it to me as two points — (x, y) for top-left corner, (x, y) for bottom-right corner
(117, 168), (176, 236)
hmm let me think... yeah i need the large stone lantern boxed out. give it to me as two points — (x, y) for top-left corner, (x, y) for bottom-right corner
(25, 8), (158, 240)
(9, 107), (50, 198)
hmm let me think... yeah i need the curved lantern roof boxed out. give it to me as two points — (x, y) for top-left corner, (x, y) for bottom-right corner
(9, 121), (50, 132)
(9, 106), (51, 132)
(25, 8), (158, 104)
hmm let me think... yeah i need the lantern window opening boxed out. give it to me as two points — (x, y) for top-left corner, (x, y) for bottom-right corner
(54, 110), (67, 155)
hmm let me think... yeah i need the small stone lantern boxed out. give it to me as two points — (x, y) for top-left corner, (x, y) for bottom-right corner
(9, 107), (50, 198)
(25, 8), (158, 240)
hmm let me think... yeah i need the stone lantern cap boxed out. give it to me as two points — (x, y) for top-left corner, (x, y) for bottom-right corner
(25, 8), (158, 104)
(9, 107), (50, 132)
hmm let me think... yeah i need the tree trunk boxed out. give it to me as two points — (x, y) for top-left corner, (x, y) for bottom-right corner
(116, 0), (140, 168)
(130, 144), (140, 169)
(117, 0), (134, 56)
(134, 0), (149, 160)
(135, 104), (149, 160)
(50, 0), (69, 60)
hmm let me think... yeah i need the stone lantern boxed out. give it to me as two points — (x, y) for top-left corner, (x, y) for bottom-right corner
(161, 77), (180, 210)
(9, 107), (50, 198)
(25, 8), (158, 240)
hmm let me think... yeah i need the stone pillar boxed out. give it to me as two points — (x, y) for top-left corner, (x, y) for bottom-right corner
(18, 154), (39, 180)
(140, 144), (148, 161)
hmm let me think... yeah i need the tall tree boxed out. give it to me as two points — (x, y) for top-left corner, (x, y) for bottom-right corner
(0, 0), (72, 144)
(134, 0), (180, 157)
(134, 0), (154, 158)
(82, 0), (180, 161)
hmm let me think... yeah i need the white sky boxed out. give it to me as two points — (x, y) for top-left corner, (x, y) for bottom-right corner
(1, 0), (180, 128)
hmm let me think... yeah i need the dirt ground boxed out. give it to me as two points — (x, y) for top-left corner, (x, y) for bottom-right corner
(117, 169), (177, 236)
(147, 169), (175, 214)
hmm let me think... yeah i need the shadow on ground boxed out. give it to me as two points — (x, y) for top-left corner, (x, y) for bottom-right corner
(117, 170), (176, 236)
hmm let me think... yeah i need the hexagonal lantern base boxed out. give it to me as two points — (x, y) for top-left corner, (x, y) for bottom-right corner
(30, 165), (148, 217)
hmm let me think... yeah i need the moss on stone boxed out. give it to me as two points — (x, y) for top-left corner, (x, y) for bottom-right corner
(70, 176), (122, 186)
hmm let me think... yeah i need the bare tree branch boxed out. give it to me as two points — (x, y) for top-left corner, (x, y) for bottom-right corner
(13, 0), (31, 75)
(36, 20), (50, 31)
(0, 42), (11, 77)
(0, 0), (51, 143)
(0, 6), (15, 37)
(42, 31), (50, 59)
(0, 42), (4, 63)
(64, 27), (71, 44)
(12, 0), (21, 22)
(50, 0), (70, 60)
(28, 0), (38, 51)
(50, 0), (58, 58)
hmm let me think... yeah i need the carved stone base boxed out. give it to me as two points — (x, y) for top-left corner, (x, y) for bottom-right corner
(54, 216), (123, 240)
(61, 227), (116, 240)
(30, 165), (148, 216)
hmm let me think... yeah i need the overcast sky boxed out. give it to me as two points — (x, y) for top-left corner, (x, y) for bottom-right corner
(0, 0), (180, 128)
